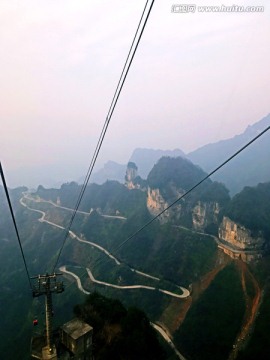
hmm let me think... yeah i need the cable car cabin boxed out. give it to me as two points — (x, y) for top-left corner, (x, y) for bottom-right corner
(33, 319), (38, 326)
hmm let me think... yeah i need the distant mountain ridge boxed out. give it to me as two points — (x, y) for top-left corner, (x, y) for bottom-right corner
(6, 114), (269, 193)
(85, 160), (126, 185)
(129, 148), (186, 179)
(3, 155), (270, 359)
(88, 148), (185, 184)
(187, 113), (270, 194)
(91, 114), (270, 192)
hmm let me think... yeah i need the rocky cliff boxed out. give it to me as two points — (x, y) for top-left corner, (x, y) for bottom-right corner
(192, 201), (220, 231)
(145, 157), (229, 230)
(146, 187), (182, 223)
(218, 216), (265, 251)
(146, 187), (221, 231)
(125, 162), (139, 189)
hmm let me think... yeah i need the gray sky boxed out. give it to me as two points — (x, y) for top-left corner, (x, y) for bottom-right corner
(1, 0), (270, 186)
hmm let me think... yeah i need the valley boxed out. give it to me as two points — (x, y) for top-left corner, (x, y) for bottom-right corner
(1, 154), (270, 359)
(0, 0), (269, 356)
(18, 183), (262, 360)
(21, 191), (190, 300)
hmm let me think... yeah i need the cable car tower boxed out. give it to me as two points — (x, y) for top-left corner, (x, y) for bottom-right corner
(31, 273), (64, 360)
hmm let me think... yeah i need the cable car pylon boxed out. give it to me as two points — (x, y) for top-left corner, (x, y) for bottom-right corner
(31, 273), (64, 359)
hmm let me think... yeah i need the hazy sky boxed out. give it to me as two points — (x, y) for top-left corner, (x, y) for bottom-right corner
(1, 0), (270, 185)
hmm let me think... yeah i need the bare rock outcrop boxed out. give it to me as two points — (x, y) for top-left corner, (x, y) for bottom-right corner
(218, 216), (265, 251)
(192, 201), (220, 231)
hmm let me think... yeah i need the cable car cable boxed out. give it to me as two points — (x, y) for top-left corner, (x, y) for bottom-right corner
(0, 162), (33, 290)
(52, 0), (155, 273)
(112, 124), (270, 253)
(90, 124), (270, 273)
(68, 0), (150, 223)
(69, 0), (154, 230)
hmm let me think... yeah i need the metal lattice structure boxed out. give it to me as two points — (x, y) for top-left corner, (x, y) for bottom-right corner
(31, 273), (64, 359)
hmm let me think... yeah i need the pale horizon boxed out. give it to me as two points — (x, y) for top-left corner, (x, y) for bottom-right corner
(1, 0), (270, 186)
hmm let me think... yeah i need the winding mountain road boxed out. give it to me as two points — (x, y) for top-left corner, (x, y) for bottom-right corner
(24, 193), (127, 220)
(20, 193), (190, 299)
(59, 264), (187, 360)
(22, 192), (190, 360)
(59, 265), (90, 295)
(86, 267), (189, 298)
(151, 323), (187, 360)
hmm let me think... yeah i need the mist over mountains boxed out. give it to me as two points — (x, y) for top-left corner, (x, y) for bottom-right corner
(1, 137), (270, 359)
(5, 114), (270, 196)
(87, 148), (185, 186)
(188, 113), (270, 194)
(89, 113), (270, 194)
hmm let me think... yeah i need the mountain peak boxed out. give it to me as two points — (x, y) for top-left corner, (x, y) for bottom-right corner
(244, 113), (270, 135)
(188, 114), (270, 194)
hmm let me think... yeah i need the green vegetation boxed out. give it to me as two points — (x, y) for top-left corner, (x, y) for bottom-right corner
(74, 292), (167, 360)
(147, 156), (210, 192)
(36, 180), (147, 218)
(146, 156), (230, 234)
(0, 187), (86, 360)
(225, 182), (270, 240)
(117, 223), (218, 287)
(127, 161), (138, 170)
(3, 159), (270, 360)
(237, 282), (270, 360)
(174, 263), (245, 360)
(194, 181), (230, 207)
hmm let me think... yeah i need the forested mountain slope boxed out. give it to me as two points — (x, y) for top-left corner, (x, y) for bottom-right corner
(1, 153), (270, 359)
(188, 114), (270, 195)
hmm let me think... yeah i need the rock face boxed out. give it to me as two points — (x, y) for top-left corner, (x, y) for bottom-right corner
(145, 156), (230, 229)
(125, 162), (138, 189)
(192, 201), (220, 231)
(147, 188), (172, 223)
(218, 216), (265, 251)
(147, 190), (220, 229)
